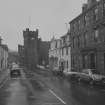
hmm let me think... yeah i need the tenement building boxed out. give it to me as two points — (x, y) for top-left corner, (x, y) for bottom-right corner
(69, 0), (105, 74)
(60, 32), (71, 72)
(49, 37), (61, 71)
(49, 32), (71, 72)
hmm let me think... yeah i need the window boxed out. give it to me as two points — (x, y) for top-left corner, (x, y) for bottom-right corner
(74, 38), (77, 48)
(103, 3), (105, 16)
(90, 53), (96, 69)
(104, 3), (105, 9)
(72, 24), (74, 32)
(77, 36), (80, 48)
(62, 48), (64, 56)
(94, 8), (98, 21)
(63, 38), (66, 44)
(84, 32), (88, 46)
(74, 22), (76, 32)
(78, 20), (81, 30)
(82, 55), (88, 68)
(104, 53), (105, 70)
(72, 56), (75, 69)
(67, 60), (68, 68)
(84, 14), (88, 26)
(94, 29), (99, 42)
(72, 37), (74, 48)
(66, 47), (68, 55)
(55, 41), (57, 48)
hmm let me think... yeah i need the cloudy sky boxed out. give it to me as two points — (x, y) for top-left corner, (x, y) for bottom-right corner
(0, 0), (87, 50)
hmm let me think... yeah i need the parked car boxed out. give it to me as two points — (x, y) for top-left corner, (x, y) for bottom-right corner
(10, 68), (21, 78)
(78, 73), (93, 84)
(82, 69), (105, 86)
(63, 71), (81, 82)
(64, 71), (93, 84)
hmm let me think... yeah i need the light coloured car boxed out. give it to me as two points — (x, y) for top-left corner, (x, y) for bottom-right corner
(82, 69), (105, 81)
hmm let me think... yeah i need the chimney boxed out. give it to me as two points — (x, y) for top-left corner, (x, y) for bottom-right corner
(82, 3), (88, 12)
(36, 29), (39, 36)
(0, 36), (2, 45)
(26, 28), (29, 32)
(87, 0), (97, 8)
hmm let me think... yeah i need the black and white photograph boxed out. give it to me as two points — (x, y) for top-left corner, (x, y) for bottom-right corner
(0, 0), (105, 105)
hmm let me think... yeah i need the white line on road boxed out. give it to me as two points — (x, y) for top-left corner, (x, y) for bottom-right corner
(49, 89), (66, 105)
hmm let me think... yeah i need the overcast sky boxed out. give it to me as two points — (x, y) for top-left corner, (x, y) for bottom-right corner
(0, 0), (87, 50)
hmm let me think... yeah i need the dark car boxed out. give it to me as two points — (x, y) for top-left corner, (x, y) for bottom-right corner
(63, 71), (81, 82)
(91, 77), (105, 88)
(10, 68), (21, 78)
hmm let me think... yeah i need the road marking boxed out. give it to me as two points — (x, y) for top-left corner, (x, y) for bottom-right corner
(49, 89), (66, 105)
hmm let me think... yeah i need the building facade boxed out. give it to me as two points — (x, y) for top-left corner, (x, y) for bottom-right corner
(38, 41), (50, 66)
(49, 32), (71, 72)
(69, 0), (105, 74)
(0, 45), (8, 70)
(60, 33), (71, 72)
(18, 44), (24, 66)
(0, 37), (8, 71)
(49, 37), (61, 71)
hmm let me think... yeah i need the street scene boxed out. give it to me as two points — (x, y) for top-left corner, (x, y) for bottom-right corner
(0, 64), (105, 105)
(0, 0), (105, 105)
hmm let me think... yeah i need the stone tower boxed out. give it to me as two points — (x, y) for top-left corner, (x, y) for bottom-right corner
(23, 28), (39, 69)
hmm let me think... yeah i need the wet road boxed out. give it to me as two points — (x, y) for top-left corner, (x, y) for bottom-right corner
(25, 69), (105, 105)
(0, 79), (28, 105)
(0, 71), (66, 105)
(0, 69), (105, 105)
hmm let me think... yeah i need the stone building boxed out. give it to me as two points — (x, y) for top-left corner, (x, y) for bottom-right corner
(69, 0), (105, 74)
(38, 40), (50, 66)
(49, 32), (71, 72)
(0, 45), (8, 70)
(49, 37), (61, 71)
(23, 28), (50, 69)
(23, 28), (39, 69)
(60, 32), (71, 72)
(18, 44), (24, 66)
(0, 37), (8, 71)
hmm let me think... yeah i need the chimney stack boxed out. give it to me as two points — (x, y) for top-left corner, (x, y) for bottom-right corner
(87, 0), (97, 8)
(0, 36), (2, 45)
(82, 3), (88, 12)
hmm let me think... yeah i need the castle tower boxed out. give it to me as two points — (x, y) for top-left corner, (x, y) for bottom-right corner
(23, 28), (39, 69)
